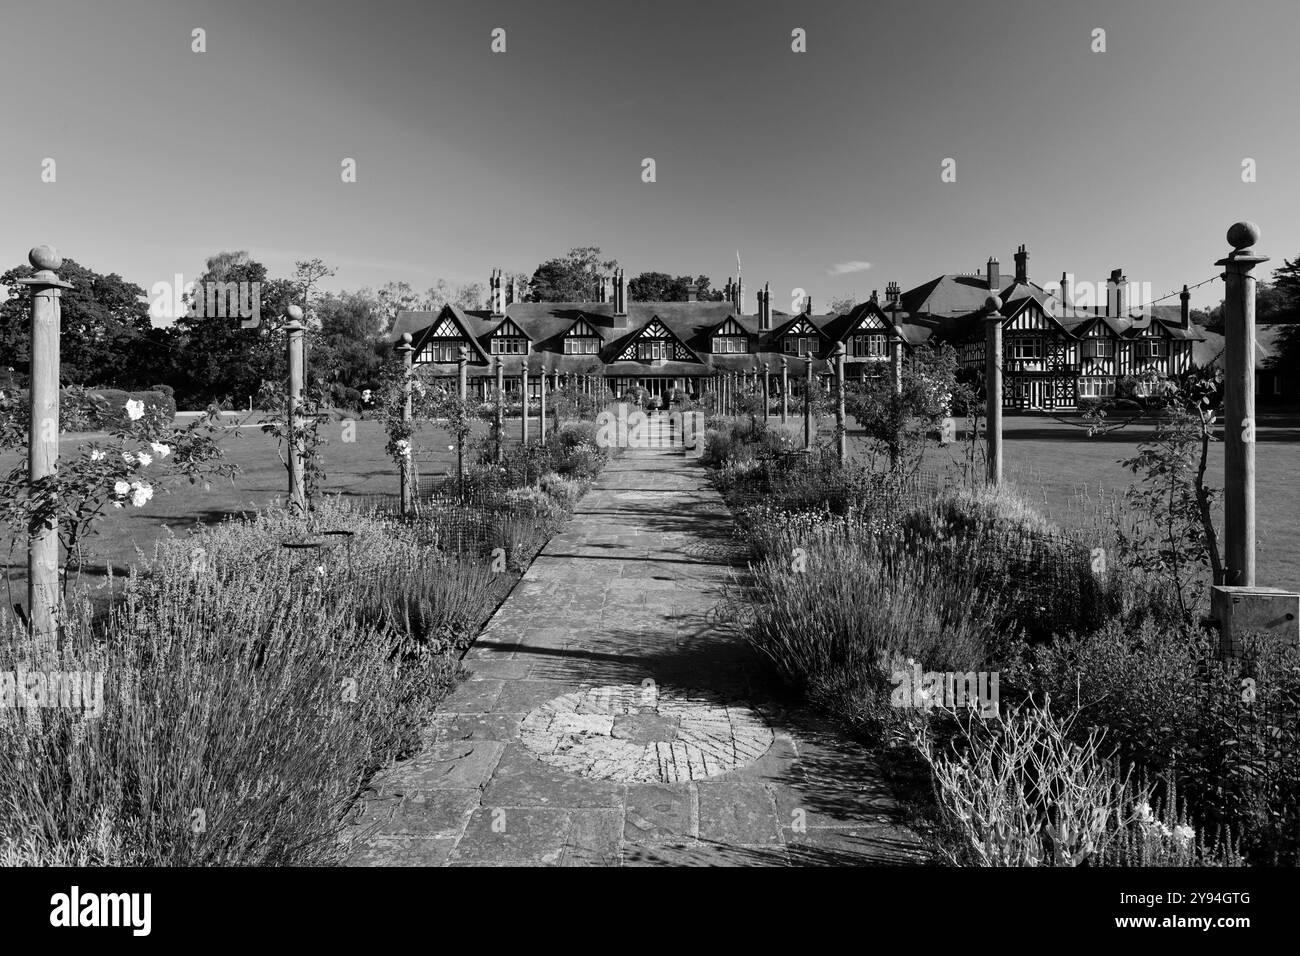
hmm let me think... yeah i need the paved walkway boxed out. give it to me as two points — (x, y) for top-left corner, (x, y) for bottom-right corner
(346, 442), (927, 866)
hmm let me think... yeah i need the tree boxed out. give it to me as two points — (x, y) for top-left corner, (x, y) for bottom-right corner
(527, 247), (617, 302)
(170, 251), (296, 407)
(844, 344), (964, 474)
(628, 272), (723, 302)
(293, 258), (336, 322)
(1267, 257), (1300, 376)
(0, 258), (159, 389)
(311, 290), (385, 408)
(827, 295), (858, 316)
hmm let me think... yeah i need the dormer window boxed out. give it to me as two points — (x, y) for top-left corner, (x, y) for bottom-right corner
(636, 340), (667, 360)
(851, 334), (887, 358)
(490, 337), (526, 355)
(418, 342), (462, 363)
(712, 336), (748, 354)
(564, 337), (600, 355)
(784, 335), (815, 356)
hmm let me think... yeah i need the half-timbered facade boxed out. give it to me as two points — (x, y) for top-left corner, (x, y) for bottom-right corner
(389, 249), (1206, 408)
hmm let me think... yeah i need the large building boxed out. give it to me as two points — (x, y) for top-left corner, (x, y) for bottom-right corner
(390, 248), (1205, 409)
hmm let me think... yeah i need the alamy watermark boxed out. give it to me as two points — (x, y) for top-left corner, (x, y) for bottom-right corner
(149, 273), (261, 327)
(890, 662), (999, 718)
(595, 405), (704, 455)
(1, 669), (105, 718)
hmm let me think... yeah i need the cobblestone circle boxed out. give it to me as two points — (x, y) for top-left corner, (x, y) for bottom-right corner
(519, 683), (775, 783)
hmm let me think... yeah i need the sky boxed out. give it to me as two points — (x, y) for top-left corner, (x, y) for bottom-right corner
(0, 0), (1297, 321)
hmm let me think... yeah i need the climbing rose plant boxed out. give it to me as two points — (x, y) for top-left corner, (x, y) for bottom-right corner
(0, 387), (237, 590)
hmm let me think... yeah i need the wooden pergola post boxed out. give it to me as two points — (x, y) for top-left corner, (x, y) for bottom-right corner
(397, 332), (415, 515)
(285, 304), (307, 515)
(1218, 221), (1266, 587)
(520, 359), (529, 445)
(539, 363), (548, 443)
(803, 359), (813, 450)
(762, 362), (770, 422)
(834, 342), (847, 462)
(18, 245), (71, 654)
(983, 294), (1004, 486)
(494, 356), (504, 465)
(781, 357), (789, 423)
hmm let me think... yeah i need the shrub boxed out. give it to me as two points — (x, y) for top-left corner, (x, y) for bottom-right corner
(0, 501), (469, 866)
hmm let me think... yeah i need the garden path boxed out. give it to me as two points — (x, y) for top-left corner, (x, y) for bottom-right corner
(346, 438), (927, 866)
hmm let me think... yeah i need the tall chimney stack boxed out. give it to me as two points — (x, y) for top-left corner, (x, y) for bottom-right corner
(613, 268), (627, 324)
(1059, 272), (1072, 314)
(597, 274), (610, 304)
(1180, 284), (1191, 330)
(685, 282), (699, 302)
(1014, 244), (1029, 284)
(885, 281), (901, 308)
(804, 294), (813, 316)
(736, 277), (745, 314)
(986, 257), (1001, 293)
(758, 282), (771, 331)
(490, 269), (505, 317)
(1107, 268), (1126, 317)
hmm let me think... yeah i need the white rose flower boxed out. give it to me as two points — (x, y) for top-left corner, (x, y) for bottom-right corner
(124, 399), (145, 421)
(136, 453), (152, 468)
(113, 480), (131, 496)
(1134, 802), (1155, 825)
(129, 482), (153, 507)
(1172, 824), (1195, 846)
(90, 449), (106, 461)
(122, 452), (136, 465)
(149, 442), (171, 458)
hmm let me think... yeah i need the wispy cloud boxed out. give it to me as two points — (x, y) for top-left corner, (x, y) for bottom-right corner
(827, 260), (872, 276)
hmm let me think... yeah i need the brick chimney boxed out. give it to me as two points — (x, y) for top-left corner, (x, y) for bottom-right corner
(1014, 245), (1028, 284)
(1107, 268), (1126, 317)
(885, 281), (901, 309)
(804, 294), (813, 316)
(735, 277), (745, 314)
(1059, 271), (1072, 313)
(490, 269), (505, 317)
(758, 283), (772, 331)
(509, 276), (521, 306)
(986, 257), (1000, 293)
(869, 289), (879, 305)
(684, 282), (698, 302)
(1180, 284), (1191, 330)
(612, 268), (628, 326)
(597, 274), (610, 304)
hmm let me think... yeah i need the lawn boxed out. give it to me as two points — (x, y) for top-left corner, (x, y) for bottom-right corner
(0, 414), (540, 599)
(842, 410), (1300, 590)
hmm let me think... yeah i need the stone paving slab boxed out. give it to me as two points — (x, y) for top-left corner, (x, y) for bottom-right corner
(346, 445), (928, 867)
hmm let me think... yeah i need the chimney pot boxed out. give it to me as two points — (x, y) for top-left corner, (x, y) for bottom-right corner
(1014, 244), (1029, 284)
(1180, 284), (1191, 330)
(986, 257), (1001, 293)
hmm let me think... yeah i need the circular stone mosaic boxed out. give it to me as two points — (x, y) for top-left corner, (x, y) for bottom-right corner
(519, 684), (775, 783)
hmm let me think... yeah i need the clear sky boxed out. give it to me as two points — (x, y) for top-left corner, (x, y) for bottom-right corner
(1, 0), (1296, 317)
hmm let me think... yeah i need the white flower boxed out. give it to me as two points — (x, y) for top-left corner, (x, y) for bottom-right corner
(136, 453), (152, 468)
(112, 501), (123, 509)
(121, 452), (136, 465)
(90, 449), (105, 461)
(1173, 824), (1195, 846)
(394, 439), (412, 458)
(124, 399), (145, 421)
(129, 482), (153, 507)
(1134, 802), (1155, 825)
(149, 442), (171, 458)
(113, 480), (131, 496)
(315, 564), (326, 578)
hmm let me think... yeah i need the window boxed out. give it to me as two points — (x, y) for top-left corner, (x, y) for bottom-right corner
(1083, 339), (1114, 359)
(637, 340), (667, 360)
(1137, 340), (1165, 359)
(1077, 377), (1116, 400)
(1011, 337), (1042, 360)
(418, 342), (462, 363)
(564, 337), (600, 354)
(785, 335), (815, 356)
(491, 337), (526, 355)
(712, 336), (748, 354)
(852, 334), (887, 358)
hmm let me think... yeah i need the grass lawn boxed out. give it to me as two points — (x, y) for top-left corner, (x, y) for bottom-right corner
(841, 410), (1300, 590)
(0, 414), (546, 600)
